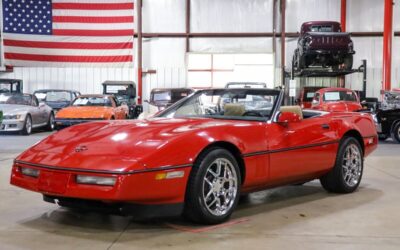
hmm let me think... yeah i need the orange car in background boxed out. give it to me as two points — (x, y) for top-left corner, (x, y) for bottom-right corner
(55, 94), (128, 129)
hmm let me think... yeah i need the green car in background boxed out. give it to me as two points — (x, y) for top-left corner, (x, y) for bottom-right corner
(0, 110), (3, 125)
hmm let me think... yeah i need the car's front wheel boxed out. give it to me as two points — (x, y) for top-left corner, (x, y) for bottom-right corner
(320, 137), (363, 193)
(45, 112), (55, 131)
(392, 122), (400, 143)
(343, 55), (353, 70)
(184, 148), (241, 224)
(21, 115), (32, 135)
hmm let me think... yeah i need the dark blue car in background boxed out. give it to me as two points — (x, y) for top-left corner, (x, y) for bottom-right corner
(33, 89), (81, 112)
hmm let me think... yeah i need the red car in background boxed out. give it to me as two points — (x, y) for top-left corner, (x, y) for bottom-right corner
(10, 88), (377, 224)
(311, 87), (362, 112)
(298, 86), (323, 108)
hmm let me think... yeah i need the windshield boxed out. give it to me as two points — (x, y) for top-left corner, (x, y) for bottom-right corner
(35, 91), (72, 102)
(157, 89), (280, 121)
(225, 82), (267, 89)
(0, 94), (31, 105)
(310, 25), (333, 32)
(72, 96), (112, 107)
(323, 91), (357, 102)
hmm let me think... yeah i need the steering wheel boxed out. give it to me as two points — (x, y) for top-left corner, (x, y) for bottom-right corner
(243, 111), (264, 117)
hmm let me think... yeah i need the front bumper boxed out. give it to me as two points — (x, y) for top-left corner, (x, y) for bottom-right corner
(0, 119), (25, 132)
(10, 161), (191, 205)
(55, 118), (102, 128)
(304, 48), (355, 55)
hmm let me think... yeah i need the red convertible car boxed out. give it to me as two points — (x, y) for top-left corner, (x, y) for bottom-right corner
(10, 88), (377, 224)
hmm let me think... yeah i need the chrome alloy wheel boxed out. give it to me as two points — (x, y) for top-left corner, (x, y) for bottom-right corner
(50, 114), (55, 130)
(202, 158), (238, 216)
(342, 144), (362, 187)
(26, 117), (32, 134)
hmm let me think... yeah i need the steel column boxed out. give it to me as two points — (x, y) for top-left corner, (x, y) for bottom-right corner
(339, 0), (347, 87)
(137, 0), (143, 104)
(185, 0), (190, 52)
(340, 0), (346, 32)
(382, 0), (394, 92)
(280, 0), (286, 88)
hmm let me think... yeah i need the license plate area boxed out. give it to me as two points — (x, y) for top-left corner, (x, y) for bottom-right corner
(38, 171), (70, 194)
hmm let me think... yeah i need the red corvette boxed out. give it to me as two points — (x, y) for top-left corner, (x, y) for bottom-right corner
(10, 88), (377, 224)
(311, 87), (362, 112)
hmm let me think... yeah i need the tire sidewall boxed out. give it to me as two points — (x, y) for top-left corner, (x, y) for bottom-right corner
(47, 112), (55, 131)
(392, 122), (400, 143)
(22, 115), (32, 135)
(188, 148), (241, 224)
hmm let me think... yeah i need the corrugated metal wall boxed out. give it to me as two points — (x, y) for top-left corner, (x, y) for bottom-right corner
(0, 0), (398, 100)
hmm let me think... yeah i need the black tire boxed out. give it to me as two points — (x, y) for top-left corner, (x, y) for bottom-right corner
(391, 122), (400, 143)
(320, 137), (363, 193)
(378, 134), (388, 141)
(343, 55), (353, 70)
(183, 147), (241, 224)
(45, 112), (55, 131)
(298, 54), (306, 69)
(21, 115), (32, 135)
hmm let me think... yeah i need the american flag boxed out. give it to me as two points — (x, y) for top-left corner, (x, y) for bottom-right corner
(2, 0), (134, 67)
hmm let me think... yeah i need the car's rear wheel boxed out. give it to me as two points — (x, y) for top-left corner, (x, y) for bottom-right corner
(184, 148), (241, 224)
(392, 122), (400, 143)
(343, 55), (353, 70)
(320, 137), (363, 193)
(21, 115), (32, 135)
(45, 112), (55, 131)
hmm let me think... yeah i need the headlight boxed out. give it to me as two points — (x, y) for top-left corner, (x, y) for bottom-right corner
(4, 114), (22, 120)
(76, 175), (116, 186)
(20, 167), (40, 178)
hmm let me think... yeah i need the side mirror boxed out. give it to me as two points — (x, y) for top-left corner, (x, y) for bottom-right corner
(39, 102), (46, 107)
(361, 100), (367, 105)
(311, 99), (318, 106)
(277, 112), (301, 126)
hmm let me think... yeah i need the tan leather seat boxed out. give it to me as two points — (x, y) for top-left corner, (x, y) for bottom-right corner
(280, 105), (303, 120)
(224, 103), (246, 116)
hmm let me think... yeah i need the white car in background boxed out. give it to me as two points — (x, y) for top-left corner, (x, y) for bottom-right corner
(0, 93), (55, 135)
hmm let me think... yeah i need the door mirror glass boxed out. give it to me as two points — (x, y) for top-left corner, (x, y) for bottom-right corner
(312, 99), (319, 105)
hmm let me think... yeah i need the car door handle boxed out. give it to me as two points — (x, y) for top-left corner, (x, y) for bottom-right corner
(321, 124), (330, 129)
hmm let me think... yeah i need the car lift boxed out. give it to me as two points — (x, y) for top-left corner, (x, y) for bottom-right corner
(284, 59), (368, 105)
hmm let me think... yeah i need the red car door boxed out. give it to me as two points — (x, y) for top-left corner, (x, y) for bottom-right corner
(266, 115), (338, 183)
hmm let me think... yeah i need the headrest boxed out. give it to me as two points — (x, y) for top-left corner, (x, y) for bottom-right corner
(224, 103), (245, 116)
(280, 106), (303, 120)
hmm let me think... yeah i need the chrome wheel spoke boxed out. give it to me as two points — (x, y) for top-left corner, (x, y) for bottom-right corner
(202, 158), (238, 216)
(342, 144), (362, 187)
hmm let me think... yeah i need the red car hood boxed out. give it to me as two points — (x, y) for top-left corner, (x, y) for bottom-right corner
(323, 102), (362, 112)
(16, 118), (240, 173)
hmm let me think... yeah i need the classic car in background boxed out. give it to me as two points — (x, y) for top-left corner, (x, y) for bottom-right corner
(55, 94), (128, 129)
(0, 93), (54, 135)
(293, 21), (355, 70)
(311, 87), (362, 112)
(138, 88), (194, 119)
(102, 81), (143, 119)
(373, 108), (400, 143)
(225, 82), (267, 88)
(10, 88), (377, 224)
(381, 91), (400, 110)
(33, 89), (81, 112)
(0, 79), (23, 94)
(297, 86), (324, 108)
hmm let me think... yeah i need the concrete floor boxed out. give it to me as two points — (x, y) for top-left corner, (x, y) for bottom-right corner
(1, 132), (400, 250)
